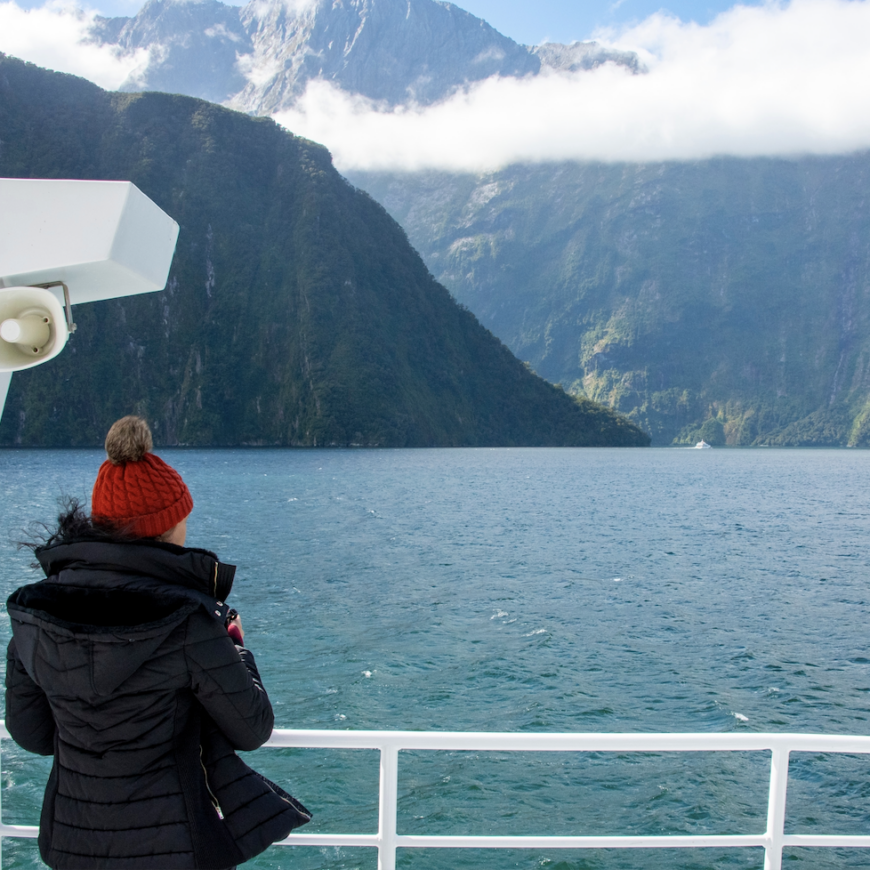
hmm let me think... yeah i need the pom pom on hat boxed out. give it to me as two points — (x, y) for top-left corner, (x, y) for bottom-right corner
(105, 415), (153, 464)
(92, 416), (193, 539)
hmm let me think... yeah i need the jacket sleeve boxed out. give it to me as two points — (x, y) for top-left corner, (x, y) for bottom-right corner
(5, 638), (56, 756)
(184, 611), (275, 751)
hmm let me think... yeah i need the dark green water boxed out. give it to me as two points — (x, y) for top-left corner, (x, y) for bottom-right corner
(2, 448), (870, 869)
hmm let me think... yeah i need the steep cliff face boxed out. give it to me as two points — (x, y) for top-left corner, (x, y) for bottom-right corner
(350, 158), (870, 446)
(88, 0), (635, 111)
(0, 55), (648, 448)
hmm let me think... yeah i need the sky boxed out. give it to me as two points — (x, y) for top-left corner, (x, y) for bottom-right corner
(5, 0), (760, 41)
(1, 0), (869, 171)
(448, 0), (762, 44)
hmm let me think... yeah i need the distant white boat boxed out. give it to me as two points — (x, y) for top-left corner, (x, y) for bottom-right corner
(694, 440), (712, 449)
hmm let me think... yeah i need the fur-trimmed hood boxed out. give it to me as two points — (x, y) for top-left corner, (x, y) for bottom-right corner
(7, 539), (236, 698)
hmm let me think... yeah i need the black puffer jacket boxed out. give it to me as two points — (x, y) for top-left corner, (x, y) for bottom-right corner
(5, 538), (309, 869)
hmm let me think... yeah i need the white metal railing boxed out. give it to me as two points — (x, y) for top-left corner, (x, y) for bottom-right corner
(2, 725), (870, 870)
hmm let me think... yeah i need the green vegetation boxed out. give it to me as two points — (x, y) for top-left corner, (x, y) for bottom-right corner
(352, 156), (870, 446)
(0, 55), (648, 447)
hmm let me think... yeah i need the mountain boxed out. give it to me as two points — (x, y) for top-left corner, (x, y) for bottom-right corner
(349, 159), (870, 447)
(89, 0), (637, 111)
(81, 0), (870, 446)
(0, 54), (649, 448)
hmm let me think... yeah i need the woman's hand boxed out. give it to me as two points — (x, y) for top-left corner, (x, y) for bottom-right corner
(227, 613), (245, 645)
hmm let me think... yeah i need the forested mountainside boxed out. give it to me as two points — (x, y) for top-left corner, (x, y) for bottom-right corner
(80, 0), (870, 447)
(0, 55), (648, 447)
(350, 159), (870, 447)
(89, 0), (637, 112)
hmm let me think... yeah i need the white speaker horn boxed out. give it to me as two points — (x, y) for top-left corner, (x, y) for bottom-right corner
(0, 286), (69, 372)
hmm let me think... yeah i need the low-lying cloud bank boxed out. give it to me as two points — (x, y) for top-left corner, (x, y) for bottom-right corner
(274, 0), (870, 170)
(1, 0), (869, 170)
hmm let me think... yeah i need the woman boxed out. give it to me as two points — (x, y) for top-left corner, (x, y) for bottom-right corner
(5, 416), (309, 869)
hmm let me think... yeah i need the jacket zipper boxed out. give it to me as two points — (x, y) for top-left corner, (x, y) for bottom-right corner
(199, 746), (224, 819)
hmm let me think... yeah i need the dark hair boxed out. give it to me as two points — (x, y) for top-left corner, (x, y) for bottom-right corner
(20, 496), (139, 556)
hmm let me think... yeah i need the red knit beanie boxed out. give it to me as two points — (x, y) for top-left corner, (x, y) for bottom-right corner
(91, 416), (193, 539)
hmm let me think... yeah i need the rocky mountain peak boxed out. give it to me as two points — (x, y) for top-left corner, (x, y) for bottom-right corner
(88, 0), (638, 113)
(233, 0), (540, 111)
(231, 0), (540, 113)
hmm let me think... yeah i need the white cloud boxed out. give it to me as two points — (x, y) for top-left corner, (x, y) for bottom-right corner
(204, 23), (243, 42)
(273, 0), (870, 171)
(0, 1), (149, 90)
(235, 50), (285, 88)
(285, 0), (319, 11)
(471, 44), (506, 64)
(246, 0), (319, 17)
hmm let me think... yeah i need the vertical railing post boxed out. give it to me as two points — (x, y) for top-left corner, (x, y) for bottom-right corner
(764, 746), (790, 870)
(378, 744), (399, 870)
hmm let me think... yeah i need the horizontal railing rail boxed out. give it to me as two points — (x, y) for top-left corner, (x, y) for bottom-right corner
(3, 723), (870, 870)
